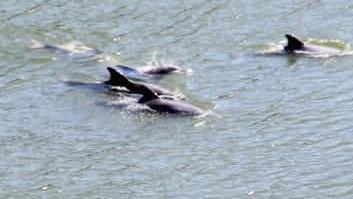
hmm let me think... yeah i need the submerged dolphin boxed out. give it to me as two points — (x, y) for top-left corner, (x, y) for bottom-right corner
(115, 63), (188, 80)
(30, 39), (102, 58)
(138, 63), (185, 74)
(105, 67), (174, 97)
(284, 34), (341, 55)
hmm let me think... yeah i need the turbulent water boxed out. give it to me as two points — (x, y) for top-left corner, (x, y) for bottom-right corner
(2, 0), (353, 198)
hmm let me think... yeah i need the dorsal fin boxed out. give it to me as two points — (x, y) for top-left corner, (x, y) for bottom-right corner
(136, 84), (159, 103)
(284, 34), (304, 52)
(105, 67), (129, 86)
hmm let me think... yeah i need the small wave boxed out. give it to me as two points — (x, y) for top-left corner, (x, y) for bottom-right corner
(306, 38), (350, 51)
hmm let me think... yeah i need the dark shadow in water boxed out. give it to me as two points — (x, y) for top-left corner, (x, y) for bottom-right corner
(64, 81), (106, 92)
(286, 54), (300, 65)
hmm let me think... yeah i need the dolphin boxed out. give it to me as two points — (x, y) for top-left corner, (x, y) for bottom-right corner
(30, 39), (102, 58)
(258, 34), (345, 57)
(114, 62), (188, 80)
(105, 67), (174, 97)
(138, 62), (185, 74)
(283, 34), (341, 55)
(105, 67), (201, 115)
(134, 84), (203, 115)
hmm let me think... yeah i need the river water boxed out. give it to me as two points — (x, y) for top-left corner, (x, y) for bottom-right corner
(2, 0), (353, 198)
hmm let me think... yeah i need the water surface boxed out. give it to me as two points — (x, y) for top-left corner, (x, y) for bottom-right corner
(2, 0), (353, 198)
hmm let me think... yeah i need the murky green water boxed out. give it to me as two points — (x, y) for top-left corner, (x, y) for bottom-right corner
(2, 0), (353, 198)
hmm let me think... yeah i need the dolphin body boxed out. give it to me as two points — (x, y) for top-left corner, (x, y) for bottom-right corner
(115, 63), (187, 80)
(283, 34), (341, 55)
(64, 67), (176, 98)
(30, 39), (102, 58)
(134, 83), (203, 116)
(105, 67), (173, 97)
(138, 63), (184, 74)
(259, 34), (345, 57)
